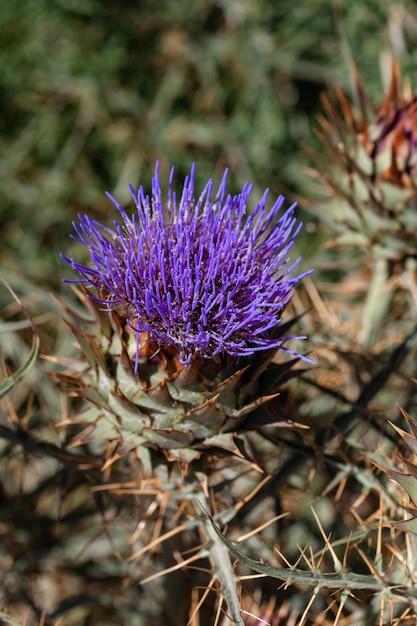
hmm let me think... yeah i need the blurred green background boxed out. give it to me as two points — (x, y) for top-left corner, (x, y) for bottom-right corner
(2, 0), (416, 296)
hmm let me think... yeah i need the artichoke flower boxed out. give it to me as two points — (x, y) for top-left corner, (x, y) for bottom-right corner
(309, 62), (417, 263)
(307, 62), (417, 346)
(58, 163), (312, 468)
(55, 163), (311, 624)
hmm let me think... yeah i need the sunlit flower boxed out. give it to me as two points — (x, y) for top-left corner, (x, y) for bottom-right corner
(62, 163), (311, 364)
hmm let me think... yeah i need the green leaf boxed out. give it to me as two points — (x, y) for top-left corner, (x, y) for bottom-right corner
(394, 517), (417, 535)
(0, 282), (40, 399)
(0, 611), (26, 626)
(386, 468), (417, 507)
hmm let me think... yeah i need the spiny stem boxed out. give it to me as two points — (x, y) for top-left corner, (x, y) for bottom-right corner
(208, 513), (417, 602)
(195, 495), (245, 626)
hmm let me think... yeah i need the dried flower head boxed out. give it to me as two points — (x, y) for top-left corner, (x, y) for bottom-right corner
(62, 163), (311, 365)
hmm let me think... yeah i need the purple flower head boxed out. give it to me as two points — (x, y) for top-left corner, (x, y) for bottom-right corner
(62, 163), (312, 366)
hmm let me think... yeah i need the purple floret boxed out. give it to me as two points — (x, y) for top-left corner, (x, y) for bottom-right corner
(62, 163), (312, 364)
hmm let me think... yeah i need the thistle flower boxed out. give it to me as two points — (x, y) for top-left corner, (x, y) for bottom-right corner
(308, 62), (417, 262)
(57, 165), (312, 624)
(62, 163), (310, 366)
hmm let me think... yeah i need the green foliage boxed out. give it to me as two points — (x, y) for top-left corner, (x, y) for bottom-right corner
(0, 285), (39, 399)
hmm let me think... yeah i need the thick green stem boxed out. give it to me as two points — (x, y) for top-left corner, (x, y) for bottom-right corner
(359, 257), (392, 346)
(195, 494), (245, 626)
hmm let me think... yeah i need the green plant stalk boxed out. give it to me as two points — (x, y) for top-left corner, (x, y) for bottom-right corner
(195, 494), (245, 626)
(358, 257), (393, 346)
(208, 513), (417, 602)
